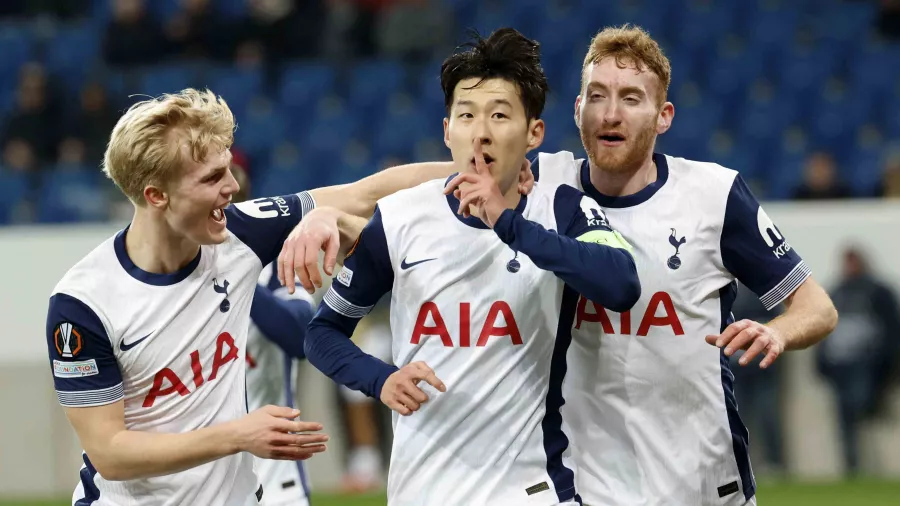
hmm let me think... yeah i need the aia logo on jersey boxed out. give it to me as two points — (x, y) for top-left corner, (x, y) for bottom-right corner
(54, 322), (83, 358)
(213, 278), (230, 312)
(142, 331), (240, 407)
(756, 207), (792, 258)
(576, 292), (685, 336)
(667, 228), (687, 270)
(411, 301), (522, 347)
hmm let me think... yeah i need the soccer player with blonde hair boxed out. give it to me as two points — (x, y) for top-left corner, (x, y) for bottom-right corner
(45, 88), (491, 505)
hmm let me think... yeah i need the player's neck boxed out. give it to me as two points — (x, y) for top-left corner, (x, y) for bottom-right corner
(127, 209), (201, 275)
(588, 155), (657, 197)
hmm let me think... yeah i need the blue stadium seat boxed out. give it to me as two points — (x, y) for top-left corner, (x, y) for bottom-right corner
(235, 106), (288, 160)
(0, 169), (28, 223)
(0, 24), (34, 92)
(278, 63), (336, 118)
(704, 45), (765, 104)
(374, 105), (437, 160)
(44, 24), (101, 95)
(672, 3), (736, 51)
(745, 3), (800, 54)
(739, 87), (798, 147)
(138, 65), (203, 98)
(301, 111), (361, 165)
(37, 169), (110, 223)
(348, 60), (407, 112)
(205, 67), (264, 117)
(812, 1), (877, 45)
(777, 46), (837, 97)
(848, 42), (900, 97)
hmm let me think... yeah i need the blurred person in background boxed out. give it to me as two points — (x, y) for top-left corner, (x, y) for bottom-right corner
(376, 0), (452, 64)
(877, 0), (900, 39)
(232, 161), (316, 506)
(792, 151), (852, 200)
(729, 283), (787, 477)
(2, 63), (61, 169)
(236, 0), (325, 64)
(103, 0), (167, 67)
(166, 0), (237, 61)
(817, 246), (900, 476)
(876, 147), (900, 198)
(59, 82), (121, 169)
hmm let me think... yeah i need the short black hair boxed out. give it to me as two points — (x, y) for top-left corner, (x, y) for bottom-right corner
(440, 28), (549, 121)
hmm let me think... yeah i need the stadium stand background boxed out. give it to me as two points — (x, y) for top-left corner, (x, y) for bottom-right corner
(2, 0), (900, 504)
(0, 0), (897, 226)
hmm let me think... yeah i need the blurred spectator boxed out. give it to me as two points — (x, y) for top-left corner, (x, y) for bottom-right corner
(729, 283), (786, 476)
(103, 0), (167, 67)
(324, 0), (395, 60)
(792, 152), (853, 200)
(236, 0), (326, 64)
(59, 82), (121, 168)
(376, 0), (451, 63)
(877, 0), (900, 39)
(24, 0), (90, 19)
(166, 0), (236, 61)
(3, 139), (38, 173)
(817, 246), (900, 476)
(1, 63), (62, 168)
(876, 147), (900, 198)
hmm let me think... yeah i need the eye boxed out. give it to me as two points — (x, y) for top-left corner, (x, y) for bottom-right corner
(458, 113), (474, 119)
(492, 112), (508, 119)
(624, 96), (640, 104)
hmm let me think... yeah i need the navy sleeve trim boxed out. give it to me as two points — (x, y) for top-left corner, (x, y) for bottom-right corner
(298, 191), (316, 216)
(759, 262), (811, 310)
(57, 383), (124, 407)
(324, 289), (374, 319)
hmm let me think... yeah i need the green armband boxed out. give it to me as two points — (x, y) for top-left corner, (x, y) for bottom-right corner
(576, 229), (633, 252)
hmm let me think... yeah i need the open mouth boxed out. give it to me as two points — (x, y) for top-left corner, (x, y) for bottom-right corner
(598, 133), (626, 145)
(210, 206), (227, 225)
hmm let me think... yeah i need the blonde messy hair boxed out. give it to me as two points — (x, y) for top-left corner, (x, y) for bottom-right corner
(581, 25), (672, 106)
(103, 88), (235, 203)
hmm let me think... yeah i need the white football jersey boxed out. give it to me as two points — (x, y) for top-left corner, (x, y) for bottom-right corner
(46, 193), (314, 506)
(246, 263), (312, 506)
(535, 151), (809, 506)
(314, 176), (627, 506)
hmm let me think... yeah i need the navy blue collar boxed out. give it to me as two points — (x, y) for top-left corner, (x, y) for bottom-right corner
(444, 173), (528, 229)
(580, 153), (669, 208)
(115, 226), (202, 286)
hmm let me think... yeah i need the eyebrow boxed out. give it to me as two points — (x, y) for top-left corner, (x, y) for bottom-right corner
(202, 153), (233, 179)
(586, 82), (646, 96)
(455, 98), (514, 108)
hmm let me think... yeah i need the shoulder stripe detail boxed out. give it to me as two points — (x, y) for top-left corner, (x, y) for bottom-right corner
(298, 191), (316, 218)
(324, 289), (373, 319)
(759, 262), (812, 310)
(57, 383), (124, 407)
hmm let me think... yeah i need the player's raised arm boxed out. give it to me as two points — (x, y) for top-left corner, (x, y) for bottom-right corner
(46, 293), (328, 481)
(445, 143), (641, 312)
(306, 158), (534, 220)
(705, 174), (838, 368)
(225, 191), (316, 266)
(305, 206), (445, 415)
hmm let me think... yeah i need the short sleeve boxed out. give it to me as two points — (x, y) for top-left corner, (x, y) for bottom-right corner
(322, 206), (394, 320)
(226, 191), (316, 265)
(721, 175), (811, 310)
(553, 184), (632, 251)
(46, 293), (123, 407)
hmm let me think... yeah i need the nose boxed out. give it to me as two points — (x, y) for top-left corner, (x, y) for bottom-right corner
(223, 168), (240, 198)
(472, 118), (493, 147)
(602, 99), (622, 126)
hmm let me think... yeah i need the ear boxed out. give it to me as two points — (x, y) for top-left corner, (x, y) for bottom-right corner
(144, 184), (168, 210)
(526, 118), (545, 152)
(443, 117), (450, 149)
(657, 102), (674, 134)
(573, 95), (583, 129)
